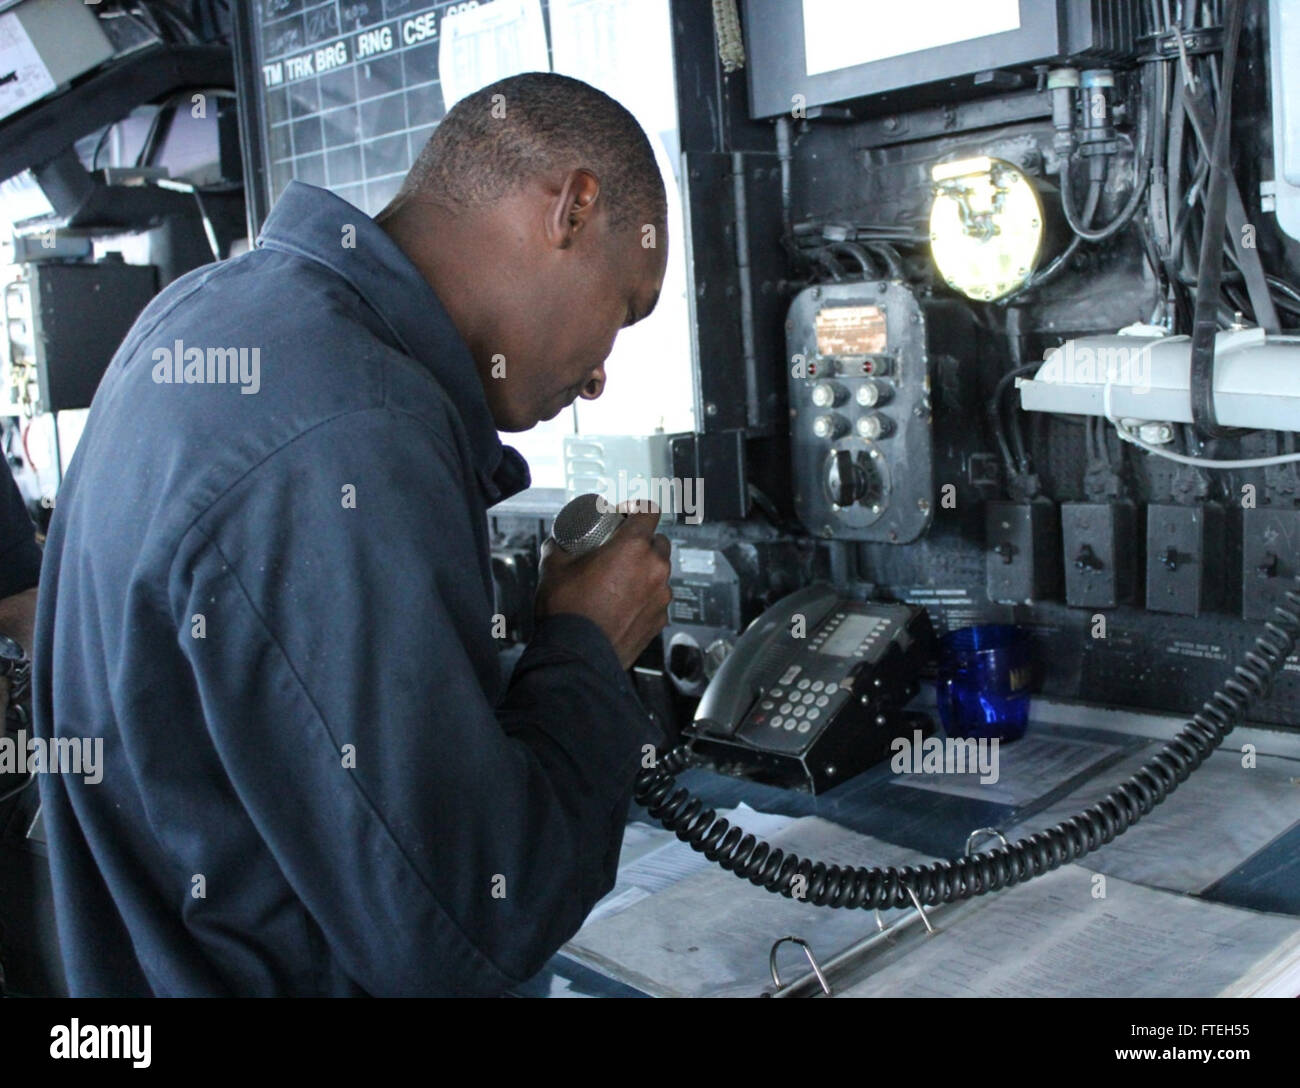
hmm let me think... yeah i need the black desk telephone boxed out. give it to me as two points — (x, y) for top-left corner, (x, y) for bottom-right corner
(684, 584), (934, 793)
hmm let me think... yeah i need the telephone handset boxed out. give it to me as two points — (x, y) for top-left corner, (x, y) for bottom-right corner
(685, 583), (934, 793)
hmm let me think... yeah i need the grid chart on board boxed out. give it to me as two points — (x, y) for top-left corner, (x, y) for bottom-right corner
(252, 0), (556, 217)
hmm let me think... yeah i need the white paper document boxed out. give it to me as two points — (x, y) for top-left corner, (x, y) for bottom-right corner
(570, 812), (1300, 998)
(583, 804), (796, 925)
(1003, 746), (1300, 893)
(889, 732), (1126, 805)
(0, 12), (55, 123)
(567, 816), (934, 997)
(439, 0), (550, 112)
(840, 865), (1300, 998)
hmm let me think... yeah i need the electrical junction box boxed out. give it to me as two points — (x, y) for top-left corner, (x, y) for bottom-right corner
(1062, 502), (1139, 609)
(985, 500), (1060, 604)
(1242, 508), (1300, 622)
(563, 432), (693, 525)
(787, 282), (934, 544)
(13, 260), (158, 412)
(1145, 504), (1225, 617)
(0, 0), (114, 123)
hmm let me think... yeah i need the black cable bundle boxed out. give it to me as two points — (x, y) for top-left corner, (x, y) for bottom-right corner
(1188, 0), (1244, 438)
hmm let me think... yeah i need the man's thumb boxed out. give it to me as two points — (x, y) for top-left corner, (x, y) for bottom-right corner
(539, 535), (576, 567)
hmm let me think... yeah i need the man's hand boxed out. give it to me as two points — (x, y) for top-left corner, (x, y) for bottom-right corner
(535, 501), (672, 670)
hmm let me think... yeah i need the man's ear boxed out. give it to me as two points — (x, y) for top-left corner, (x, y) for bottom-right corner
(546, 169), (601, 250)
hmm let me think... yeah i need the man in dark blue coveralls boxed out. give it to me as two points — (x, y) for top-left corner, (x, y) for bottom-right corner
(32, 72), (673, 996)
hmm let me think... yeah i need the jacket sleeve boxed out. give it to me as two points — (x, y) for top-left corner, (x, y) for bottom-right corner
(173, 405), (663, 995)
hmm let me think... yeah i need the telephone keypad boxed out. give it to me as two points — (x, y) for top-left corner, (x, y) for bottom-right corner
(733, 602), (925, 757)
(690, 595), (932, 790)
(743, 678), (854, 753)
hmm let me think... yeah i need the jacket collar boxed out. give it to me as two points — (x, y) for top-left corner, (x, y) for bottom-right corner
(256, 181), (530, 505)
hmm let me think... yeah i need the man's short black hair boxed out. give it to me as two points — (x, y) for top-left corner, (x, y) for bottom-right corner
(401, 71), (667, 233)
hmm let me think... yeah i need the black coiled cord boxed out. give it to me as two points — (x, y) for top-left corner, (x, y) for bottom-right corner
(634, 590), (1300, 911)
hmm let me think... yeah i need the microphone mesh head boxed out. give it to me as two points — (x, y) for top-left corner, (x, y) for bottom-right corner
(553, 493), (626, 555)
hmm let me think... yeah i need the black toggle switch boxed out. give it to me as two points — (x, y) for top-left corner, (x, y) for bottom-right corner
(1074, 544), (1104, 572)
(826, 449), (866, 507)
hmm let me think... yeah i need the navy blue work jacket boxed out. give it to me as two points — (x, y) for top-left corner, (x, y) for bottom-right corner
(33, 181), (661, 996)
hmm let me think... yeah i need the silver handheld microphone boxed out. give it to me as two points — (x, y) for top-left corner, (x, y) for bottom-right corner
(552, 493), (628, 556)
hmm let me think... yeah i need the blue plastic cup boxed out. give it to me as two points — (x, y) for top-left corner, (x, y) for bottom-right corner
(935, 625), (1033, 742)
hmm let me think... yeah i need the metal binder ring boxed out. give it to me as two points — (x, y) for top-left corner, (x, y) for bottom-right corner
(900, 882), (935, 934)
(965, 827), (1010, 855)
(769, 936), (831, 995)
